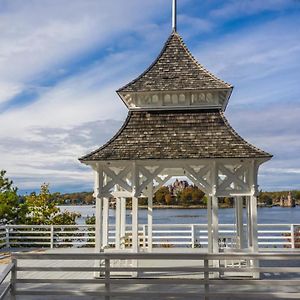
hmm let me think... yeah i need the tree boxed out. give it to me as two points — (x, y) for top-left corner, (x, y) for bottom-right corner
(165, 193), (172, 205)
(191, 187), (205, 204)
(24, 184), (77, 225)
(0, 170), (25, 224)
(258, 192), (273, 206)
(154, 187), (170, 205)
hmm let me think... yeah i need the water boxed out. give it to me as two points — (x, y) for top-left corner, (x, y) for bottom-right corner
(58, 205), (300, 225)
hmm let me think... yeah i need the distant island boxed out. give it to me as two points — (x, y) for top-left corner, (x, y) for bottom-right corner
(55, 179), (300, 209)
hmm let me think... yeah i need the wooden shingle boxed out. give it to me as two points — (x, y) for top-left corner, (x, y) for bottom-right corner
(117, 32), (232, 93)
(80, 110), (272, 162)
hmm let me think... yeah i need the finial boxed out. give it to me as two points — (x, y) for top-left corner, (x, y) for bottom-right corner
(172, 0), (177, 32)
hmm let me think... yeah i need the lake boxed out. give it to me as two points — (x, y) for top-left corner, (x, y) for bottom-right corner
(59, 205), (300, 225)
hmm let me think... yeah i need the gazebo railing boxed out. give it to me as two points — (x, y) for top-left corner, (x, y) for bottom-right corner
(0, 224), (299, 250)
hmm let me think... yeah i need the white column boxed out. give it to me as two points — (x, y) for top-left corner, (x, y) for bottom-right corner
(147, 183), (153, 252)
(247, 196), (252, 248)
(250, 194), (258, 252)
(94, 167), (103, 252)
(249, 160), (260, 279)
(212, 196), (219, 253)
(131, 162), (139, 253)
(115, 197), (121, 249)
(120, 198), (126, 249)
(207, 195), (213, 253)
(236, 196), (244, 249)
(102, 197), (109, 248)
(211, 161), (219, 254)
(249, 160), (259, 252)
(132, 197), (138, 252)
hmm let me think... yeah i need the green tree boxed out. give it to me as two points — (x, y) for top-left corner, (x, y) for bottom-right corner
(0, 170), (26, 224)
(24, 184), (77, 225)
(154, 187), (170, 205)
(258, 192), (273, 206)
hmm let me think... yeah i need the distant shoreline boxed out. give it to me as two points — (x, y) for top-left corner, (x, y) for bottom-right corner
(57, 204), (298, 209)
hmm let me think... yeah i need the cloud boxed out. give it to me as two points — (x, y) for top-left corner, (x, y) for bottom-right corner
(0, 119), (124, 193)
(226, 103), (300, 191)
(194, 15), (300, 87)
(0, 0), (170, 106)
(210, 0), (297, 19)
(0, 0), (299, 193)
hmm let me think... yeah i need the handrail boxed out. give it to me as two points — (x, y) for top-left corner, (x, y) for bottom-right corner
(1, 223), (299, 250)
(12, 252), (300, 299)
(0, 262), (14, 300)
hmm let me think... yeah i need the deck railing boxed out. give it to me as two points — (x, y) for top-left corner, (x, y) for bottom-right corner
(0, 224), (299, 250)
(0, 261), (14, 300)
(3, 252), (300, 299)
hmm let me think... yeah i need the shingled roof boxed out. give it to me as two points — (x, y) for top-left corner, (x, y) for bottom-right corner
(80, 110), (272, 162)
(117, 32), (232, 93)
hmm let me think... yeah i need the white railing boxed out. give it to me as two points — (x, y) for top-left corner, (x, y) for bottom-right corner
(0, 262), (14, 300)
(1, 224), (299, 250)
(6, 252), (300, 299)
(0, 226), (6, 249)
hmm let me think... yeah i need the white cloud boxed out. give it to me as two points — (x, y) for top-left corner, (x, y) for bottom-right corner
(0, 0), (170, 104)
(193, 16), (300, 106)
(210, 0), (296, 19)
(0, 0), (299, 193)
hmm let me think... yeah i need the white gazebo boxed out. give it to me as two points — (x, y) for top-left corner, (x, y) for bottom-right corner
(79, 0), (272, 257)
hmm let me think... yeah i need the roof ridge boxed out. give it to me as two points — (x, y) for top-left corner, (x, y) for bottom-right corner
(174, 33), (232, 89)
(219, 111), (272, 158)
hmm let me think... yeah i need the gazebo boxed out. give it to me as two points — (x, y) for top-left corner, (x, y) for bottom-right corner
(79, 0), (272, 257)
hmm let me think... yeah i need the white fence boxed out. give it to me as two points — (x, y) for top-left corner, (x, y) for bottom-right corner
(0, 224), (299, 250)
(2, 252), (300, 299)
(0, 226), (6, 249)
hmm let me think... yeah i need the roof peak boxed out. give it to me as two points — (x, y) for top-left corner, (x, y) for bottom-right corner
(117, 31), (232, 94)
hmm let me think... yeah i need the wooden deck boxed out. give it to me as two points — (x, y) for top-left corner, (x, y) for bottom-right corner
(1, 248), (300, 299)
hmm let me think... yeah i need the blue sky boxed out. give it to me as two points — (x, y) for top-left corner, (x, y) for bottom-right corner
(0, 0), (300, 194)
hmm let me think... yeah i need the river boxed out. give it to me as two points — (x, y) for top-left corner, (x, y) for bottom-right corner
(58, 205), (300, 225)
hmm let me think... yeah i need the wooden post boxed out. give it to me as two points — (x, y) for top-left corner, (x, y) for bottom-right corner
(250, 194), (258, 252)
(50, 225), (54, 249)
(204, 258), (210, 300)
(191, 224), (196, 248)
(236, 196), (244, 249)
(11, 256), (16, 300)
(247, 196), (252, 248)
(94, 167), (103, 252)
(105, 258), (110, 300)
(120, 198), (126, 249)
(131, 162), (139, 278)
(291, 224), (295, 249)
(103, 198), (110, 248)
(147, 183), (153, 252)
(5, 226), (9, 248)
(249, 160), (260, 279)
(115, 197), (121, 249)
(212, 196), (219, 253)
(132, 196), (139, 253)
(207, 195), (213, 253)
(131, 162), (139, 253)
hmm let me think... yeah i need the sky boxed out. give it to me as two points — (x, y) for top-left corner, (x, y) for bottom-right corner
(0, 0), (300, 194)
